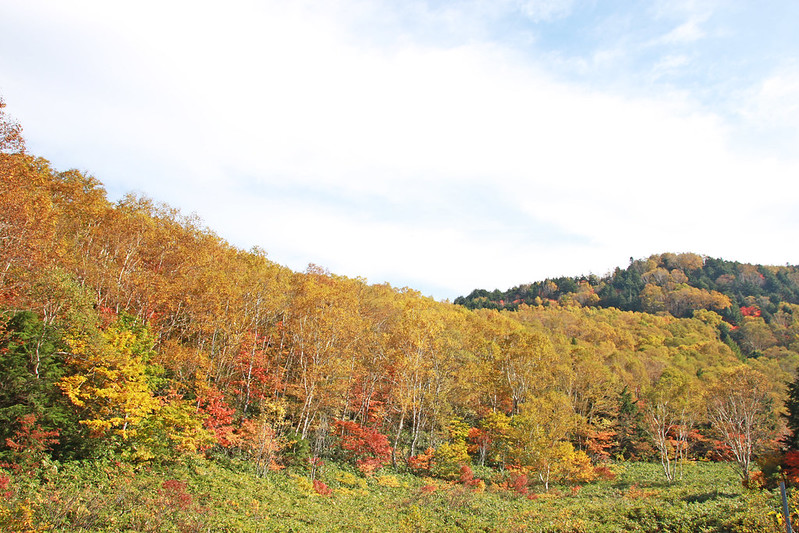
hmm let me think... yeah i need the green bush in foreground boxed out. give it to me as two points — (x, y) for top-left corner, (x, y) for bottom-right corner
(0, 459), (790, 532)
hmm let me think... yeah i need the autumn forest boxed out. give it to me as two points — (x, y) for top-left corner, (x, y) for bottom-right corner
(3, 97), (799, 531)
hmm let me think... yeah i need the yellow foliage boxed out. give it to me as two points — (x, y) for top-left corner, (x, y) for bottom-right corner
(290, 475), (315, 495)
(335, 471), (368, 489)
(58, 317), (158, 440)
(563, 449), (597, 484)
(376, 474), (402, 488)
(431, 441), (470, 479)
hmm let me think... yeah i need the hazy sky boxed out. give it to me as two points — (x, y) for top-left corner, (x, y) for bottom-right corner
(2, 1), (799, 300)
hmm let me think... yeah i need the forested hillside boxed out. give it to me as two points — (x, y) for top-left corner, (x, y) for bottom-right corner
(3, 97), (799, 530)
(456, 253), (799, 321)
(456, 254), (799, 357)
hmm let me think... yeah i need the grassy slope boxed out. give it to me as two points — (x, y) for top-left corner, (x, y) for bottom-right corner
(1, 458), (789, 532)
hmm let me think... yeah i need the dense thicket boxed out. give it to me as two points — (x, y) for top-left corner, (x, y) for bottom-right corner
(2, 99), (799, 512)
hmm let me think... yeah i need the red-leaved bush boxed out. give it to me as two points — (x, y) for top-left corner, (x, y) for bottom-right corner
(783, 450), (799, 485)
(458, 464), (482, 488)
(408, 447), (435, 476)
(159, 479), (193, 511)
(0, 473), (12, 499)
(313, 479), (332, 496)
(333, 419), (391, 474)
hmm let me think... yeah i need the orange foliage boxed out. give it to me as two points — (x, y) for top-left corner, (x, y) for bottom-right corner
(585, 429), (616, 460)
(419, 484), (437, 494)
(408, 447), (435, 475)
(740, 305), (761, 317)
(313, 479), (332, 496)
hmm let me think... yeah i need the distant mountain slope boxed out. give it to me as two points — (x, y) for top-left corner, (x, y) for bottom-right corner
(455, 253), (799, 325)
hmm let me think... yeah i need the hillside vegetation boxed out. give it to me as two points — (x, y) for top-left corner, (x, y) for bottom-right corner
(2, 97), (799, 531)
(456, 253), (799, 322)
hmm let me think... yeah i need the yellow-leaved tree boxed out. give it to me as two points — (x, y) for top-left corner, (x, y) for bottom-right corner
(509, 391), (579, 491)
(59, 313), (158, 442)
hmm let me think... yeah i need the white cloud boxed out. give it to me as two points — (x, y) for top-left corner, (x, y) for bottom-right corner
(2, 1), (799, 299)
(656, 17), (707, 45)
(516, 0), (575, 22)
(741, 68), (799, 130)
(649, 54), (693, 82)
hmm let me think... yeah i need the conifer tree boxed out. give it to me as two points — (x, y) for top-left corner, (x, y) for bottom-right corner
(784, 368), (799, 450)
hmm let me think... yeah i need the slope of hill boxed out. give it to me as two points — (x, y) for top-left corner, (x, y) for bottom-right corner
(3, 98), (799, 531)
(456, 253), (799, 322)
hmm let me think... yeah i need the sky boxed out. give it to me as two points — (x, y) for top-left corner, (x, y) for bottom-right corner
(2, 0), (799, 300)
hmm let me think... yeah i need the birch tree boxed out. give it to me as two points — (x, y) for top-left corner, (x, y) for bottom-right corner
(705, 365), (776, 483)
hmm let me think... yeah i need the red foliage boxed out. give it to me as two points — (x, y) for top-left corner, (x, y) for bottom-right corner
(458, 464), (482, 488)
(5, 414), (59, 463)
(308, 456), (325, 479)
(740, 305), (761, 317)
(586, 429), (616, 460)
(313, 479), (332, 496)
(333, 419), (391, 474)
(459, 464), (474, 484)
(197, 387), (236, 447)
(232, 330), (282, 406)
(159, 479), (193, 511)
(97, 305), (118, 328)
(707, 439), (734, 462)
(467, 427), (491, 456)
(420, 484), (437, 494)
(509, 471), (529, 495)
(592, 464), (617, 481)
(0, 473), (11, 499)
(783, 450), (799, 485)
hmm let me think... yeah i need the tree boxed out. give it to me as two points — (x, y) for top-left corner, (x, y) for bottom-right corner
(470, 411), (512, 467)
(58, 314), (159, 442)
(565, 343), (619, 460)
(389, 295), (444, 458)
(0, 97), (24, 153)
(237, 400), (290, 476)
(643, 369), (696, 482)
(614, 386), (647, 460)
(498, 327), (554, 415)
(705, 365), (777, 483)
(0, 155), (59, 300)
(736, 317), (777, 356)
(284, 268), (364, 439)
(121, 391), (213, 462)
(0, 311), (77, 460)
(430, 417), (471, 479)
(509, 391), (577, 491)
(782, 367), (799, 450)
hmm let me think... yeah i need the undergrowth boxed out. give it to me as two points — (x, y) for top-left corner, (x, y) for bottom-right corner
(0, 459), (789, 532)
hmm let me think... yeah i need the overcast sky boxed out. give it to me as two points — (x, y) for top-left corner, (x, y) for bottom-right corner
(2, 1), (799, 300)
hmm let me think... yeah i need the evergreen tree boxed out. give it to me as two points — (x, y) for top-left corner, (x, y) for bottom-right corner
(784, 368), (799, 450)
(614, 386), (647, 460)
(0, 311), (80, 460)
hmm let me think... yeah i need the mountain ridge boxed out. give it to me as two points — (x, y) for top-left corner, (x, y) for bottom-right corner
(455, 252), (799, 326)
